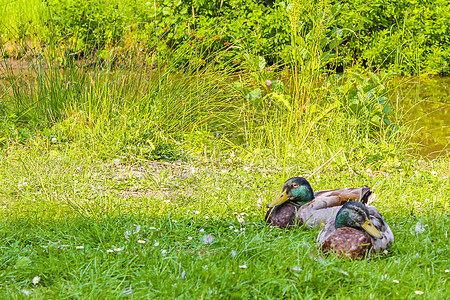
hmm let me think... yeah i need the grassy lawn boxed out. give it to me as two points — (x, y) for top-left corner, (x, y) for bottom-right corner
(0, 143), (448, 298)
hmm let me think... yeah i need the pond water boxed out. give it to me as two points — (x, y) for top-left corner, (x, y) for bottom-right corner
(392, 77), (450, 158)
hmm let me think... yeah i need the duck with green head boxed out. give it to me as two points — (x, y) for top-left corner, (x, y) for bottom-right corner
(265, 177), (373, 228)
(317, 201), (394, 259)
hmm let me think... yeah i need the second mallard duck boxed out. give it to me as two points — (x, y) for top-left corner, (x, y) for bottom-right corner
(265, 177), (373, 228)
(316, 201), (394, 259)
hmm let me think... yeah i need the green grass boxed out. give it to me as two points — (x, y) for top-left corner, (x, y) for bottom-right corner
(0, 1), (448, 297)
(0, 143), (448, 298)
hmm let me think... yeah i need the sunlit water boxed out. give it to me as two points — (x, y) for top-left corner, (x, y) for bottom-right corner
(391, 77), (449, 157)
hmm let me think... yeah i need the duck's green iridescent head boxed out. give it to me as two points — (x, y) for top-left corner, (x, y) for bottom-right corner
(335, 201), (382, 239)
(267, 177), (314, 208)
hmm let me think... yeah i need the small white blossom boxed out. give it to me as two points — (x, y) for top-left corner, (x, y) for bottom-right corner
(237, 217), (245, 224)
(154, 242), (159, 247)
(339, 270), (349, 276)
(149, 227), (156, 230)
(113, 158), (120, 165)
(291, 266), (302, 272)
(76, 245), (84, 250)
(205, 216), (210, 219)
(114, 247), (122, 252)
(229, 226), (234, 229)
(51, 137), (57, 143)
(106, 249), (114, 253)
(231, 250), (237, 258)
(193, 210), (200, 215)
(383, 250), (388, 255)
(137, 240), (146, 244)
(239, 265), (247, 269)
(445, 269), (449, 273)
(414, 291), (424, 295)
(187, 237), (193, 241)
(199, 228), (205, 233)
(32, 276), (40, 285)
(234, 229), (239, 233)
(22, 289), (31, 296)
(161, 249), (167, 254)
(393, 280), (399, 283)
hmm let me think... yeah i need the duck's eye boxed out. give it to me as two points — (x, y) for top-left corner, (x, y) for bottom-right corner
(293, 183), (299, 188)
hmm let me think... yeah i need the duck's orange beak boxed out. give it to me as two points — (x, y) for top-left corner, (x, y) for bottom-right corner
(267, 190), (289, 208)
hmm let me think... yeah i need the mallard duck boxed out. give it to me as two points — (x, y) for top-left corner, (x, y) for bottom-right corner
(265, 177), (373, 228)
(317, 201), (394, 259)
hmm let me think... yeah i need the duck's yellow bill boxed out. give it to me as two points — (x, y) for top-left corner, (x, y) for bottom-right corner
(361, 219), (382, 239)
(267, 190), (288, 208)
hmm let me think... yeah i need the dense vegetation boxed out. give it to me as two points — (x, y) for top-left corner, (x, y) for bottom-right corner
(1, 0), (449, 74)
(0, 0), (448, 298)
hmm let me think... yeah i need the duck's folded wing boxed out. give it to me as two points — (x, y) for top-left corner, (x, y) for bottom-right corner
(314, 187), (372, 205)
(300, 206), (341, 228)
(316, 213), (338, 244)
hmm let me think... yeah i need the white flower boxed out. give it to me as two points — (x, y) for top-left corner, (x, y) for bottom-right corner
(339, 270), (349, 276)
(187, 237), (193, 241)
(172, 220), (178, 223)
(106, 249), (114, 253)
(229, 226), (234, 229)
(76, 245), (84, 250)
(234, 229), (239, 233)
(414, 290), (424, 295)
(291, 266), (302, 272)
(149, 227), (156, 230)
(383, 249), (388, 255)
(239, 265), (247, 269)
(193, 210), (200, 215)
(113, 158), (120, 165)
(22, 289), (31, 296)
(114, 247), (122, 252)
(240, 228), (245, 231)
(445, 269), (449, 273)
(205, 216), (210, 219)
(199, 228), (205, 233)
(393, 280), (399, 283)
(237, 217), (245, 224)
(32, 276), (40, 285)
(51, 137), (57, 143)
(137, 240), (146, 244)
(161, 249), (167, 254)
(231, 250), (237, 258)
(154, 242), (159, 247)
